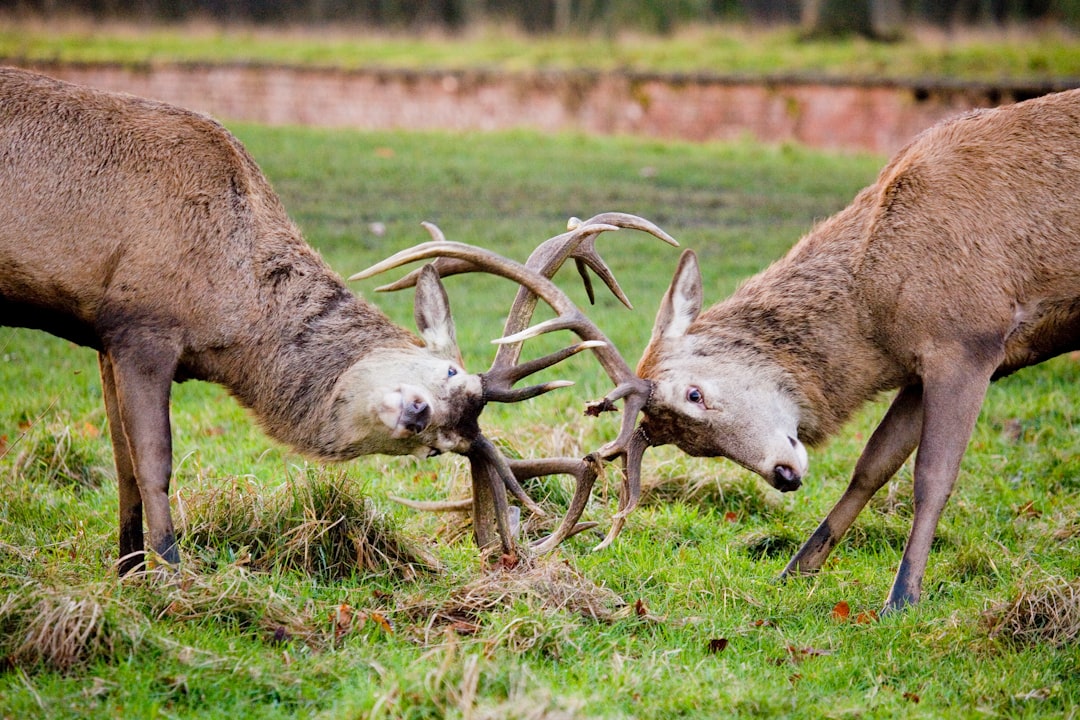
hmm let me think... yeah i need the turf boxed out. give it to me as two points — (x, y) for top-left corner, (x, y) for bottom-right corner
(1, 126), (1078, 718)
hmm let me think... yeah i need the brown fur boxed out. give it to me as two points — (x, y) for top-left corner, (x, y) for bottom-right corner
(0, 67), (480, 571)
(637, 89), (1080, 611)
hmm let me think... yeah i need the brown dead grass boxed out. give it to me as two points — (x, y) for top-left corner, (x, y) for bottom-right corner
(399, 555), (627, 644)
(983, 575), (1080, 646)
(0, 581), (146, 671)
(176, 468), (441, 580)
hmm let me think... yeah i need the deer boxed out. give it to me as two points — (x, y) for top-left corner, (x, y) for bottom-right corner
(0, 66), (676, 572)
(505, 88), (1080, 613)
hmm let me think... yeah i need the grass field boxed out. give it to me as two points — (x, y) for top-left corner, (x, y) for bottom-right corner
(2, 19), (1080, 81)
(1, 125), (1079, 718)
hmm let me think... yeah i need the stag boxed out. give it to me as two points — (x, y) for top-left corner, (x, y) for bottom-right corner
(557, 89), (1080, 612)
(0, 66), (674, 570)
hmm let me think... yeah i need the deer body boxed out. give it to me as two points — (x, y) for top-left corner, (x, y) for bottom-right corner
(0, 67), (484, 571)
(637, 89), (1080, 611)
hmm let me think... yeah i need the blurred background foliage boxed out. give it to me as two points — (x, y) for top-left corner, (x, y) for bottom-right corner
(4, 0), (1080, 37)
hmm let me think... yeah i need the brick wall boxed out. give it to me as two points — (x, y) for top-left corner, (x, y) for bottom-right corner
(8, 61), (1072, 153)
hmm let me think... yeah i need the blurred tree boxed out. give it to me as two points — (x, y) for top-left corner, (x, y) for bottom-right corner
(0, 0), (1074, 31)
(801, 0), (904, 38)
(741, 0), (800, 24)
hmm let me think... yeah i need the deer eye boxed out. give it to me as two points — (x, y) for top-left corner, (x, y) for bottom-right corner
(686, 387), (705, 406)
(447, 367), (458, 378)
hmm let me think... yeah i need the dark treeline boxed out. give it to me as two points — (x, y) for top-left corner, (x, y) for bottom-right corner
(2, 0), (1078, 35)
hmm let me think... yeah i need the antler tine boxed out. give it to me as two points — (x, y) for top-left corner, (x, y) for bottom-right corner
(592, 426), (650, 551)
(512, 454), (603, 553)
(489, 217), (670, 392)
(564, 213), (677, 308)
(367, 213), (677, 307)
(353, 230), (635, 405)
(371, 257), (479, 293)
(351, 233), (618, 351)
(467, 436), (517, 555)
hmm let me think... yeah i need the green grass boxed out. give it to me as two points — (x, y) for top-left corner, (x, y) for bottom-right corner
(2, 19), (1080, 81)
(2, 126), (1079, 718)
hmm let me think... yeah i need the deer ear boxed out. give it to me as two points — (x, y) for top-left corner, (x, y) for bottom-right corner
(413, 264), (461, 362)
(651, 249), (702, 341)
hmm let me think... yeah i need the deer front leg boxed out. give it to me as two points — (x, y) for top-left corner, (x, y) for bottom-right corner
(782, 384), (923, 578)
(883, 363), (994, 613)
(104, 340), (181, 568)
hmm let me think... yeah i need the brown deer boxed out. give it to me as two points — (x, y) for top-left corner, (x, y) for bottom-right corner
(558, 88), (1080, 612)
(0, 66), (675, 571)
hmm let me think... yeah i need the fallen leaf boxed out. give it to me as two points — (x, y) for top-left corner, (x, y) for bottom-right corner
(801, 646), (832, 657)
(1015, 500), (1042, 519)
(82, 422), (100, 438)
(855, 610), (879, 624)
(331, 603), (359, 640)
(831, 601), (851, 621)
(706, 638), (729, 654)
(369, 611), (394, 634)
(449, 620), (479, 635)
(634, 598), (649, 617)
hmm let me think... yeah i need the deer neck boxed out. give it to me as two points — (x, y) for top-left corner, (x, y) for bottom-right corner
(712, 207), (902, 445)
(198, 233), (420, 459)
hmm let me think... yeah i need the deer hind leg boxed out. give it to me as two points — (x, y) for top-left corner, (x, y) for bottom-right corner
(100, 352), (145, 575)
(883, 362), (994, 613)
(782, 384), (923, 578)
(102, 339), (181, 569)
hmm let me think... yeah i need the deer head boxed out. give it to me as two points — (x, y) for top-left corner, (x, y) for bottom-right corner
(635, 250), (809, 488)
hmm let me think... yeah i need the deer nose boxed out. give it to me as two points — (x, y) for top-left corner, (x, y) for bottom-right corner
(401, 399), (431, 434)
(772, 464), (802, 492)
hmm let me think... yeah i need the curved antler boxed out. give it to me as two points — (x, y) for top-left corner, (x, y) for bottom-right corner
(495, 213), (670, 551)
(351, 214), (674, 553)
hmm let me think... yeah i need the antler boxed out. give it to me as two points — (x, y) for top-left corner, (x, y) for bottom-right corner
(352, 213), (675, 553)
(494, 213), (670, 552)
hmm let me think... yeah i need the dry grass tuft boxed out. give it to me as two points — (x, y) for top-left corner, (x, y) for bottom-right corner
(983, 575), (1080, 646)
(473, 687), (585, 720)
(399, 556), (627, 643)
(153, 563), (327, 648)
(0, 582), (146, 671)
(177, 468), (441, 580)
(5, 418), (109, 490)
